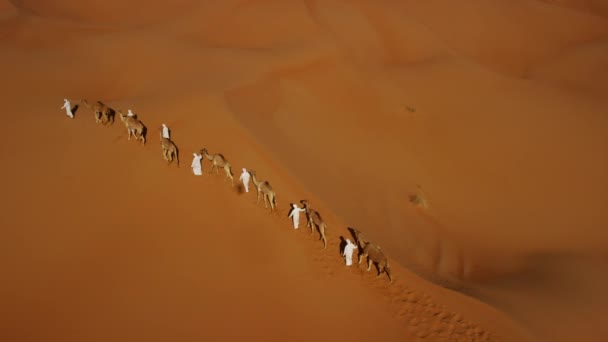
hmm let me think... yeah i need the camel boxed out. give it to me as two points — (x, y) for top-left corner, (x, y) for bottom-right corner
(159, 131), (179, 167)
(248, 170), (277, 212)
(300, 200), (328, 249)
(80, 99), (115, 125)
(118, 110), (146, 145)
(199, 148), (234, 185)
(350, 227), (393, 283)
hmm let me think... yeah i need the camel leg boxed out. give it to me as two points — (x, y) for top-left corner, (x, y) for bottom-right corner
(256, 191), (261, 204)
(319, 224), (327, 249)
(309, 220), (314, 234)
(358, 253), (364, 265)
(367, 259), (372, 271)
(263, 194), (268, 208)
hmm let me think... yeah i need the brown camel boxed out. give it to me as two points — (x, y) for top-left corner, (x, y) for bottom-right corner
(159, 131), (179, 167)
(350, 227), (393, 283)
(199, 148), (234, 185)
(118, 110), (146, 145)
(80, 99), (115, 125)
(248, 170), (277, 212)
(300, 199), (327, 249)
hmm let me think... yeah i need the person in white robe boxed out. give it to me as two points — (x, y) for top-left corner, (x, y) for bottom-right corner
(288, 203), (306, 229)
(239, 168), (251, 192)
(127, 109), (135, 117)
(191, 153), (203, 176)
(61, 99), (74, 118)
(161, 123), (170, 139)
(342, 238), (358, 266)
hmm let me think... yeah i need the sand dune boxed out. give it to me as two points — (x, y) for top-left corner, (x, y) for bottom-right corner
(1, 1), (607, 341)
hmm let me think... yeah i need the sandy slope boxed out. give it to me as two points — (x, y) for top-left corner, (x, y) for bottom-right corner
(1, 1), (607, 341)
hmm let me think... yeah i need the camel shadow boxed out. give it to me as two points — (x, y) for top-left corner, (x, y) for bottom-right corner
(106, 108), (116, 126)
(140, 125), (148, 143)
(346, 227), (359, 244)
(169, 142), (180, 168)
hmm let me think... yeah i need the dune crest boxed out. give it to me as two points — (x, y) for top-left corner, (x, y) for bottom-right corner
(9, 0), (198, 27)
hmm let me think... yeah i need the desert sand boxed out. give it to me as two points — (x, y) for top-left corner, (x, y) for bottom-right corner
(1, 1), (607, 341)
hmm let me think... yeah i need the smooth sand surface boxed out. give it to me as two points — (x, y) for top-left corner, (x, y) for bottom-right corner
(1, 1), (607, 341)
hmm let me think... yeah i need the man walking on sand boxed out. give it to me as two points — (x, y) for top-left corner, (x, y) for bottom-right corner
(239, 168), (250, 192)
(342, 238), (358, 266)
(288, 203), (306, 229)
(61, 98), (74, 118)
(191, 152), (203, 176)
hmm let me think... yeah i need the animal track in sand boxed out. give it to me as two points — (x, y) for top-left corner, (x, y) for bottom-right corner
(307, 251), (499, 341)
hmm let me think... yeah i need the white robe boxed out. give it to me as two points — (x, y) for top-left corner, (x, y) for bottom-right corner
(61, 99), (74, 118)
(288, 205), (306, 229)
(343, 240), (358, 266)
(162, 124), (170, 139)
(239, 169), (250, 192)
(127, 109), (135, 117)
(191, 153), (203, 176)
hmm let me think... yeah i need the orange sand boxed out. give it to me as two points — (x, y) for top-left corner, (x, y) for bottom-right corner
(1, 1), (607, 341)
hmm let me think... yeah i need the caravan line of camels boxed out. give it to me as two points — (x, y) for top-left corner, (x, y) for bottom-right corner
(75, 98), (393, 283)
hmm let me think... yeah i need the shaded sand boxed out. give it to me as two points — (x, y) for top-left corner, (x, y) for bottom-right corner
(1, 1), (607, 341)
